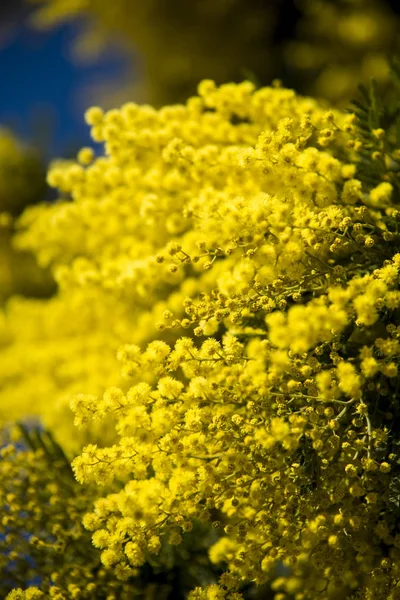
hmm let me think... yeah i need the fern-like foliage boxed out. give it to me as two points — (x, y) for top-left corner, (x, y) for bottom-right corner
(16, 423), (72, 474)
(350, 60), (400, 192)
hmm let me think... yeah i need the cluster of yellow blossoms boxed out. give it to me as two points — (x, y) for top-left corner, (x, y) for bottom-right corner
(3, 79), (400, 598)
(0, 433), (130, 599)
(1, 427), (213, 599)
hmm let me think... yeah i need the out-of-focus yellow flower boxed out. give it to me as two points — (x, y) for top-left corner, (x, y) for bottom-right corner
(0, 129), (54, 302)
(30, 0), (400, 106)
(286, 0), (399, 104)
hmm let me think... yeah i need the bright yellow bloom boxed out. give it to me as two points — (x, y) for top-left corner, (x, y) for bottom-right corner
(3, 78), (400, 599)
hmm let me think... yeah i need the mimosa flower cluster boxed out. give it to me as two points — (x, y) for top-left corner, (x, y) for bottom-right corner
(3, 79), (400, 598)
(0, 436), (131, 599)
(1, 428), (213, 599)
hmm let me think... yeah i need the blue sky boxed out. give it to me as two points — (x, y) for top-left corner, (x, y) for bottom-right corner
(0, 20), (130, 157)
